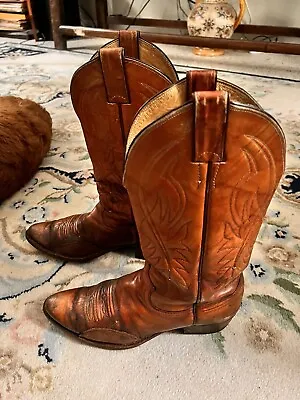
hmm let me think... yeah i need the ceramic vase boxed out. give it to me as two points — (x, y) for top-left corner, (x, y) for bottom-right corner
(187, 0), (246, 56)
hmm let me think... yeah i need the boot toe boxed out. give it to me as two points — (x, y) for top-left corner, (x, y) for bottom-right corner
(26, 222), (51, 249)
(43, 290), (80, 335)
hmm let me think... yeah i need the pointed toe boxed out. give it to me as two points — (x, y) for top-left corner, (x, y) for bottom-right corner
(26, 222), (51, 249)
(43, 289), (80, 335)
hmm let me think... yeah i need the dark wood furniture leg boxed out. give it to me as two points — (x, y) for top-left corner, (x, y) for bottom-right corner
(96, 0), (108, 29)
(26, 0), (38, 41)
(50, 0), (67, 50)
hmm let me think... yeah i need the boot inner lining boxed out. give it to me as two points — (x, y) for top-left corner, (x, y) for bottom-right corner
(126, 78), (262, 155)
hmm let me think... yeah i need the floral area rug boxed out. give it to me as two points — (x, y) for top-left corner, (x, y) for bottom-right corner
(0, 41), (299, 400)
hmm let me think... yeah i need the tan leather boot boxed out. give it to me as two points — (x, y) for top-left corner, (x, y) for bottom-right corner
(25, 31), (178, 262)
(42, 70), (285, 349)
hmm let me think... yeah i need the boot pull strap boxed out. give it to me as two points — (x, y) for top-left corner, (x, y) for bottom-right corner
(186, 70), (217, 100)
(119, 30), (140, 59)
(193, 91), (228, 163)
(100, 47), (130, 104)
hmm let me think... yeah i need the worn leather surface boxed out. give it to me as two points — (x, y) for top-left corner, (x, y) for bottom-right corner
(26, 32), (174, 261)
(193, 91), (228, 163)
(44, 71), (285, 348)
(119, 30), (139, 59)
(186, 70), (217, 99)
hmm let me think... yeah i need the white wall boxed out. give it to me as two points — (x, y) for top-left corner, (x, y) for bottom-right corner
(108, 0), (300, 27)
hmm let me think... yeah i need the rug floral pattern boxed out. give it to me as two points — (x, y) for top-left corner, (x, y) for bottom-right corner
(0, 42), (299, 400)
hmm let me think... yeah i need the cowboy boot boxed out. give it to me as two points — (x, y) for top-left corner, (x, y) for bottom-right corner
(25, 31), (178, 262)
(42, 70), (285, 349)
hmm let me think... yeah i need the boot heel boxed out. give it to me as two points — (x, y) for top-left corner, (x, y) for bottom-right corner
(183, 319), (232, 335)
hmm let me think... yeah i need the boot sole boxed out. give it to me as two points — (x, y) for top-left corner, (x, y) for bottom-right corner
(43, 304), (232, 350)
(182, 319), (232, 334)
(26, 231), (137, 263)
(80, 320), (232, 350)
(43, 304), (159, 350)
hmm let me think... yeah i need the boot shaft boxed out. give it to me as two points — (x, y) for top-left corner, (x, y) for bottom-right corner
(198, 99), (285, 302)
(70, 31), (177, 186)
(124, 71), (285, 310)
(70, 31), (178, 222)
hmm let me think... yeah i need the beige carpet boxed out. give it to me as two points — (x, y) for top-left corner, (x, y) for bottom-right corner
(0, 41), (299, 400)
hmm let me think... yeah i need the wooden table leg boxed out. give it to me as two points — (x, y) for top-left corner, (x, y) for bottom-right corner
(95, 0), (108, 29)
(26, 0), (38, 41)
(49, 0), (67, 50)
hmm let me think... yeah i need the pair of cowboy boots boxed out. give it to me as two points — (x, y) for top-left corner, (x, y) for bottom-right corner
(26, 31), (285, 349)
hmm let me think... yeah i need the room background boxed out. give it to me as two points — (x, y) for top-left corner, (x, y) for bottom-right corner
(85, 0), (300, 27)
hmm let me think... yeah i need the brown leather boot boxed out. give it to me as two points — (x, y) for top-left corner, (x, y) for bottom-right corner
(25, 31), (178, 262)
(42, 70), (285, 349)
